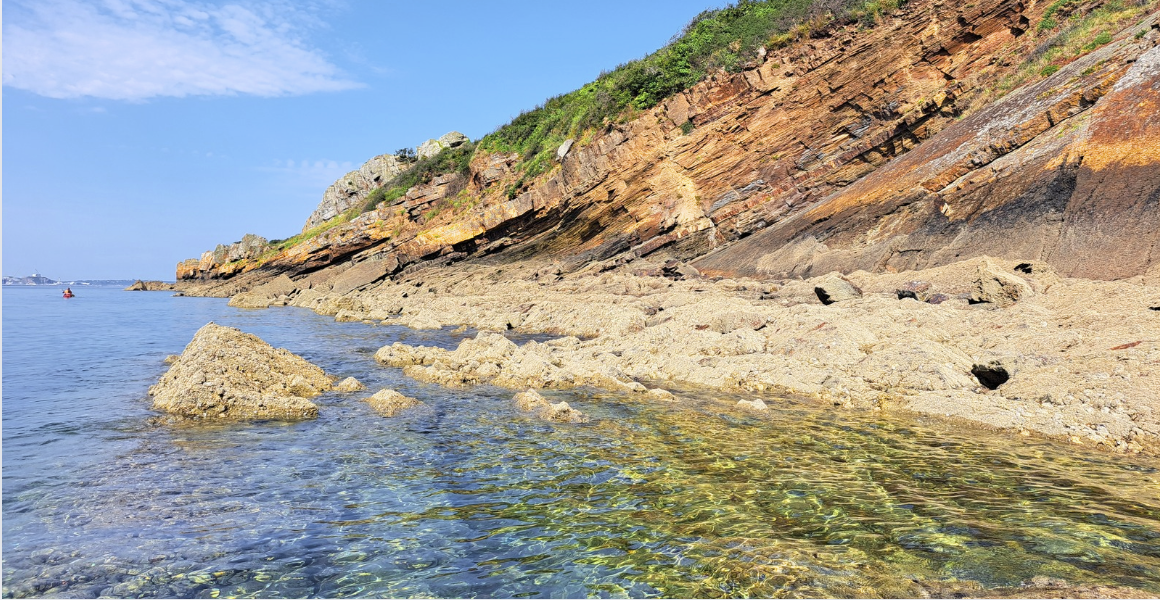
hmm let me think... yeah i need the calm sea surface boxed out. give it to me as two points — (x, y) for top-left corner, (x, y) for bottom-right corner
(3, 286), (1159, 598)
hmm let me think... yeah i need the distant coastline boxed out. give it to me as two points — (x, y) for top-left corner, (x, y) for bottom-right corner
(2, 276), (143, 287)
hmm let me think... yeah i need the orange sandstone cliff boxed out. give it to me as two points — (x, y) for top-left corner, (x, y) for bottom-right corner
(177, 0), (1160, 290)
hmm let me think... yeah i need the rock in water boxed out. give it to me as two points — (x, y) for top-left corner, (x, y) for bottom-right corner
(149, 323), (330, 421)
(512, 389), (588, 423)
(334, 376), (366, 392)
(364, 389), (423, 417)
(513, 389), (550, 412)
(814, 273), (862, 305)
(738, 398), (769, 412)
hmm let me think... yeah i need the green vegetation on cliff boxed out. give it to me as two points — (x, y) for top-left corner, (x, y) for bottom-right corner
(345, 0), (907, 214)
(349, 0), (1150, 223)
(476, 0), (903, 180)
(1001, 0), (1154, 90)
(361, 143), (476, 214)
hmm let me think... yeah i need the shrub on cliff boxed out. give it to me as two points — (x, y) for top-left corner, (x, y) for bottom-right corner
(477, 0), (878, 179)
(360, 142), (476, 214)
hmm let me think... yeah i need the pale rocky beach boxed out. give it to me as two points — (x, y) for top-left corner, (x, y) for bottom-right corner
(165, 253), (1160, 456)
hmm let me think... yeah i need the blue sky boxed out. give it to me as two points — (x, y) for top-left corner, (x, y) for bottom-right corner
(4, 0), (723, 281)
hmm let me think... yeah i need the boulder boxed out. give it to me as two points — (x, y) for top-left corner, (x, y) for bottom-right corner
(970, 261), (1033, 307)
(513, 389), (550, 412)
(512, 389), (588, 423)
(335, 376), (366, 392)
(149, 323), (330, 421)
(814, 273), (862, 305)
(1013, 261), (1061, 293)
(737, 398), (769, 412)
(417, 131), (469, 159)
(895, 281), (933, 302)
(662, 260), (700, 280)
(646, 388), (677, 402)
(228, 274), (298, 309)
(925, 293), (951, 305)
(557, 139), (575, 161)
(365, 389), (424, 417)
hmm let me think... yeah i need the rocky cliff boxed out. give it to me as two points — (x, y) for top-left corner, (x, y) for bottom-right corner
(302, 153), (406, 233)
(177, 0), (1159, 288)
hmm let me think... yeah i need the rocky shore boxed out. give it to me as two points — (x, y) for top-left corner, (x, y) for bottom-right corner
(173, 254), (1159, 454)
(159, 0), (1159, 454)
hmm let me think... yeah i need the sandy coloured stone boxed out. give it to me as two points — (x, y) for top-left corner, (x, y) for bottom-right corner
(149, 323), (329, 421)
(364, 389), (423, 417)
(512, 389), (588, 423)
(971, 260), (1033, 307)
(738, 398), (769, 412)
(646, 389), (677, 402)
(335, 376), (366, 392)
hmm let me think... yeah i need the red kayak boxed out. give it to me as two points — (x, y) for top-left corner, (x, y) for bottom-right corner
(63, 292), (74, 298)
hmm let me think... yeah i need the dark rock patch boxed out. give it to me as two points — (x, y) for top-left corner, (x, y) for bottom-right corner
(971, 361), (1011, 390)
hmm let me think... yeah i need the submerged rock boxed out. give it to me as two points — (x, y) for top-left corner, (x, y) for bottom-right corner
(738, 398), (769, 412)
(646, 388), (678, 402)
(364, 389), (423, 417)
(149, 323), (330, 421)
(512, 389), (588, 423)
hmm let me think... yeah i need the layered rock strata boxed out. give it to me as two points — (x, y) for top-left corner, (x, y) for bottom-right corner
(167, 0), (1160, 453)
(177, 234), (270, 280)
(177, 0), (1159, 289)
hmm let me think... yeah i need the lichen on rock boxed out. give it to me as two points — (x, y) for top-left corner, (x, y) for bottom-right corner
(149, 323), (331, 421)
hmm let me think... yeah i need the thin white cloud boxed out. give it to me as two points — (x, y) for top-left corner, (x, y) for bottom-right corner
(263, 158), (356, 191)
(3, 0), (361, 100)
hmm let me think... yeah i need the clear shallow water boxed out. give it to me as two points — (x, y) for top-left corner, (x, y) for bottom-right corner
(3, 286), (1159, 598)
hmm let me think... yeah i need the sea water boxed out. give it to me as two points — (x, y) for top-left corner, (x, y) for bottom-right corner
(3, 286), (1159, 598)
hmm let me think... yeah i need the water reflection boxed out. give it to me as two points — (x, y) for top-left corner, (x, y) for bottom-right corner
(3, 296), (1159, 598)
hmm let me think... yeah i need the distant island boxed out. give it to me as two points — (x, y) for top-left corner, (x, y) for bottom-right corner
(2, 273), (139, 286)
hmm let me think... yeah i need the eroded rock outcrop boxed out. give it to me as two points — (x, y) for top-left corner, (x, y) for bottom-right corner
(149, 323), (331, 421)
(304, 154), (405, 233)
(125, 280), (176, 291)
(417, 131), (468, 159)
